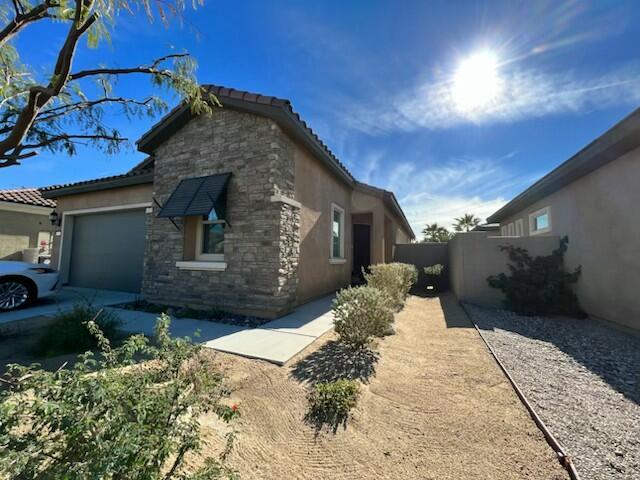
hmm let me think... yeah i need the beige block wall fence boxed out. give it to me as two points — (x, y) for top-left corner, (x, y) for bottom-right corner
(448, 232), (560, 308)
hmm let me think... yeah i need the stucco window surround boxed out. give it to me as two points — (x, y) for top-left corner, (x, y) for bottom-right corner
(330, 202), (346, 264)
(529, 206), (552, 236)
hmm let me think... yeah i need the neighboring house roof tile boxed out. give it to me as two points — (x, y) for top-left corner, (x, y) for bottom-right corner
(0, 188), (56, 208)
(488, 106), (640, 223)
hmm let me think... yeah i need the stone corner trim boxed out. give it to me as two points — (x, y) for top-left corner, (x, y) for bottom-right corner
(270, 194), (301, 209)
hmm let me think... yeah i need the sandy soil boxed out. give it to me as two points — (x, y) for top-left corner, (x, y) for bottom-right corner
(191, 294), (569, 480)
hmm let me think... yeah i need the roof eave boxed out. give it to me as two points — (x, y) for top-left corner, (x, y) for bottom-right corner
(41, 172), (153, 199)
(487, 106), (640, 223)
(136, 97), (355, 187)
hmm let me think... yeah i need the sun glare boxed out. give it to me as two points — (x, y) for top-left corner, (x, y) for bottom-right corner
(452, 51), (502, 111)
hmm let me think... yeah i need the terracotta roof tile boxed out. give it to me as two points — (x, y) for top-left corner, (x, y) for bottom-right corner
(0, 188), (56, 208)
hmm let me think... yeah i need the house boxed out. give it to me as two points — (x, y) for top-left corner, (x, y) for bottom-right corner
(41, 86), (414, 318)
(487, 107), (640, 330)
(0, 188), (56, 262)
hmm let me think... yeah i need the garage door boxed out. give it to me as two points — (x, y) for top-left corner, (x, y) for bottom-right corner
(68, 209), (146, 293)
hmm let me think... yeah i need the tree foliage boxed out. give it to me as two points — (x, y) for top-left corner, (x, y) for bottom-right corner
(487, 236), (585, 318)
(453, 213), (481, 232)
(0, 0), (217, 168)
(0, 314), (238, 479)
(421, 223), (453, 243)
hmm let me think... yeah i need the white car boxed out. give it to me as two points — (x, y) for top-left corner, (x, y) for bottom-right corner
(0, 261), (60, 312)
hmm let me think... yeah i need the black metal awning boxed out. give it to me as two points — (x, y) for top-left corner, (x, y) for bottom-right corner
(158, 173), (231, 219)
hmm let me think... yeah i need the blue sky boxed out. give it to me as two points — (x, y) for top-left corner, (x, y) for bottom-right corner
(3, 0), (640, 234)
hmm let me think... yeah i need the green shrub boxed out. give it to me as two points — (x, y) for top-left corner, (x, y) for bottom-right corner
(306, 379), (359, 431)
(487, 236), (585, 318)
(424, 264), (444, 276)
(332, 286), (394, 348)
(32, 303), (121, 357)
(364, 262), (417, 310)
(0, 314), (237, 479)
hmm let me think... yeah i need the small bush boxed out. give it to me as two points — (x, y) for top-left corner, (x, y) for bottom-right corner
(364, 262), (417, 310)
(0, 314), (237, 479)
(306, 379), (359, 432)
(32, 303), (121, 357)
(424, 264), (444, 276)
(487, 236), (585, 318)
(332, 286), (394, 348)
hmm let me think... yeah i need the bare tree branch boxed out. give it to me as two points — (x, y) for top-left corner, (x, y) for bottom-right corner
(36, 96), (157, 123)
(19, 133), (127, 150)
(68, 53), (191, 81)
(0, 0), (59, 47)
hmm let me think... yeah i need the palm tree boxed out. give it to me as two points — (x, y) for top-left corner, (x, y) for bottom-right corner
(421, 223), (453, 243)
(453, 213), (481, 232)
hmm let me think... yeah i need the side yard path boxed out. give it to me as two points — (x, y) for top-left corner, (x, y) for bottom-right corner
(190, 294), (568, 480)
(466, 304), (640, 480)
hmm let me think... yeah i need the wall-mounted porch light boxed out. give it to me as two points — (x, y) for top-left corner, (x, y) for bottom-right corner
(49, 210), (61, 226)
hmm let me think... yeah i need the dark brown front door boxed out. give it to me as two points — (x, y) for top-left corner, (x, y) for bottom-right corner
(353, 224), (371, 279)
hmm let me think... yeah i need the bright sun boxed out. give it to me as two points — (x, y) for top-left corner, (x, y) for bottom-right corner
(452, 51), (502, 111)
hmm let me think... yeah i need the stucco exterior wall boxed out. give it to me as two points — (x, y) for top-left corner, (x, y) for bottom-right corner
(0, 208), (53, 261)
(142, 108), (299, 318)
(295, 142), (352, 304)
(49, 184), (153, 271)
(449, 232), (561, 308)
(498, 145), (640, 329)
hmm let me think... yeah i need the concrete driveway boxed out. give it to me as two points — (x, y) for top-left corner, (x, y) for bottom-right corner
(0, 287), (138, 325)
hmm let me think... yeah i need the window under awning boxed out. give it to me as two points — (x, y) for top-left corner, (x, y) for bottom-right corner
(158, 173), (231, 219)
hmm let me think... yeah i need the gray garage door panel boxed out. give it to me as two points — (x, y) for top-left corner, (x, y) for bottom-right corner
(69, 209), (146, 293)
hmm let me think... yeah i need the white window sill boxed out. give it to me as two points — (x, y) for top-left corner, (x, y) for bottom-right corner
(176, 261), (227, 271)
(329, 258), (347, 265)
(530, 228), (551, 236)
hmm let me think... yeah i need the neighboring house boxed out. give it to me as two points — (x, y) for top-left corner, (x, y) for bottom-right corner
(41, 86), (414, 318)
(487, 107), (640, 330)
(0, 188), (56, 262)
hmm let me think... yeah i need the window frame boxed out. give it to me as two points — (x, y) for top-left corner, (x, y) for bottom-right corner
(507, 223), (515, 236)
(330, 203), (346, 263)
(195, 215), (226, 262)
(529, 206), (552, 236)
(500, 225), (508, 236)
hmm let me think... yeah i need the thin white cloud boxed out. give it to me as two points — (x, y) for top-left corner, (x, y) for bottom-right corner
(341, 63), (640, 134)
(363, 154), (534, 236)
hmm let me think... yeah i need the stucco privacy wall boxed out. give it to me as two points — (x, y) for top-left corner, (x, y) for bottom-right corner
(50, 184), (153, 281)
(0, 210), (52, 260)
(394, 243), (449, 290)
(295, 141), (352, 304)
(449, 232), (561, 308)
(143, 108), (299, 318)
(499, 144), (640, 330)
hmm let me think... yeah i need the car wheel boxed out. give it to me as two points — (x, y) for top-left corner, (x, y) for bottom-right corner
(0, 279), (33, 311)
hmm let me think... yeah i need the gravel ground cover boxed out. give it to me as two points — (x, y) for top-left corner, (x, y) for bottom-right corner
(465, 304), (640, 480)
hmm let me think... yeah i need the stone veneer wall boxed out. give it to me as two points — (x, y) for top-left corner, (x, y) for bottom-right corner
(142, 108), (300, 318)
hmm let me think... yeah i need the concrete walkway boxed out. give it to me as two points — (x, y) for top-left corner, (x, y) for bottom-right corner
(0, 287), (138, 325)
(113, 295), (335, 365)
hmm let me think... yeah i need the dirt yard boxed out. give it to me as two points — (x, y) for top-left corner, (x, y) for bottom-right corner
(191, 294), (569, 479)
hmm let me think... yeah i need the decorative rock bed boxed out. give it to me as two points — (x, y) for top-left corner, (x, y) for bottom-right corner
(464, 304), (640, 480)
(117, 300), (269, 328)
